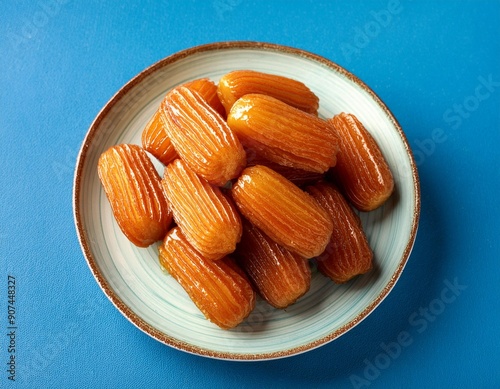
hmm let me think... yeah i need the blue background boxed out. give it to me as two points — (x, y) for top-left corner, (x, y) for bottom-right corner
(1, 0), (499, 388)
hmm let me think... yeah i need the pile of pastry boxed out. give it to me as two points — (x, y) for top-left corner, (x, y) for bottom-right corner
(97, 70), (394, 329)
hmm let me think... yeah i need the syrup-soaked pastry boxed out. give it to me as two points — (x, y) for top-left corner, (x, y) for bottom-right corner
(184, 77), (226, 118)
(159, 227), (255, 329)
(227, 94), (339, 173)
(231, 165), (333, 258)
(141, 110), (178, 165)
(329, 113), (394, 211)
(161, 86), (246, 186)
(142, 78), (225, 165)
(307, 181), (373, 283)
(245, 149), (324, 187)
(97, 144), (172, 247)
(235, 222), (311, 308)
(218, 70), (319, 115)
(161, 158), (242, 261)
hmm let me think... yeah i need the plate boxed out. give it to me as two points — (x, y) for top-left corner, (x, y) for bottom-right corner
(73, 41), (420, 360)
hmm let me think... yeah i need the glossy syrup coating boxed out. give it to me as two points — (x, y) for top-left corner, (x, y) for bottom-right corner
(329, 113), (394, 211)
(159, 227), (255, 330)
(235, 222), (311, 309)
(307, 181), (373, 283)
(231, 165), (333, 259)
(97, 144), (172, 247)
(161, 86), (246, 186)
(184, 77), (226, 118)
(227, 94), (340, 173)
(245, 149), (324, 187)
(161, 158), (242, 261)
(217, 70), (319, 116)
(141, 110), (178, 165)
(141, 78), (226, 165)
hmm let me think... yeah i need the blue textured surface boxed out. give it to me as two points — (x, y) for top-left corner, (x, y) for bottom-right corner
(1, 1), (499, 388)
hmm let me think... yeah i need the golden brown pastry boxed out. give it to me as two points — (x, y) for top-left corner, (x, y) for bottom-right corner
(235, 222), (311, 308)
(141, 110), (178, 165)
(142, 78), (226, 165)
(159, 227), (255, 329)
(245, 149), (324, 187)
(161, 86), (246, 186)
(329, 113), (394, 211)
(231, 165), (333, 258)
(97, 144), (172, 247)
(217, 70), (319, 115)
(227, 94), (339, 173)
(307, 181), (373, 283)
(183, 77), (226, 118)
(161, 158), (242, 261)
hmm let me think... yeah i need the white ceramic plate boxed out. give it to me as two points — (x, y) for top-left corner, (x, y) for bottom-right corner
(73, 42), (420, 360)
